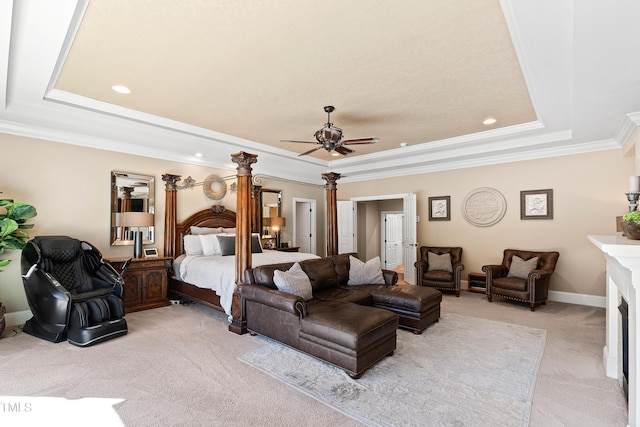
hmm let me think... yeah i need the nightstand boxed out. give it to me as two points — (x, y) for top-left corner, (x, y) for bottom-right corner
(106, 257), (172, 313)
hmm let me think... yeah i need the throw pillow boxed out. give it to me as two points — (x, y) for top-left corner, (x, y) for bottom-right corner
(216, 235), (236, 256)
(427, 252), (453, 273)
(273, 263), (313, 300)
(347, 255), (385, 286)
(507, 255), (539, 279)
(215, 234), (263, 256)
(198, 233), (222, 256)
(190, 226), (223, 235)
(183, 235), (203, 256)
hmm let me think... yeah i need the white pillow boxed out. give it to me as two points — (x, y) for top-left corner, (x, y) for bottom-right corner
(273, 263), (313, 300)
(348, 255), (385, 286)
(183, 235), (203, 255)
(190, 226), (223, 235)
(222, 227), (236, 234)
(199, 233), (222, 256)
(427, 252), (453, 273)
(507, 255), (538, 280)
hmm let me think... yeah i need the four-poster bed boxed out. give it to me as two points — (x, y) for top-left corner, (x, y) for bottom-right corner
(162, 152), (334, 334)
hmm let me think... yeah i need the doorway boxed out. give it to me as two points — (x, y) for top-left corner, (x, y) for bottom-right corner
(341, 193), (417, 284)
(293, 197), (317, 255)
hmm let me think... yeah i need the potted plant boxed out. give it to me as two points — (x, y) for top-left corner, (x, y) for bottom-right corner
(623, 211), (640, 240)
(0, 197), (37, 335)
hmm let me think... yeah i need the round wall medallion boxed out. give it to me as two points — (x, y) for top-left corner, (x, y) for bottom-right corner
(462, 187), (506, 227)
(203, 174), (227, 200)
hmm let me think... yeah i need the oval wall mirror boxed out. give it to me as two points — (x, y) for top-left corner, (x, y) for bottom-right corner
(111, 171), (155, 246)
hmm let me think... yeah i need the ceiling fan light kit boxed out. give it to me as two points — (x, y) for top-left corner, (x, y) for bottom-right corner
(281, 106), (379, 157)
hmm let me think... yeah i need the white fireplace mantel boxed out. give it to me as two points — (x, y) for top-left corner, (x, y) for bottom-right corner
(589, 234), (640, 426)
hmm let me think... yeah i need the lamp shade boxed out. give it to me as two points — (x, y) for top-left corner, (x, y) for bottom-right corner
(119, 212), (154, 227)
(269, 217), (285, 228)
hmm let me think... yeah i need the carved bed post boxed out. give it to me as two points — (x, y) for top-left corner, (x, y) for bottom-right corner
(251, 184), (262, 233)
(230, 151), (257, 335)
(322, 172), (341, 256)
(162, 174), (181, 259)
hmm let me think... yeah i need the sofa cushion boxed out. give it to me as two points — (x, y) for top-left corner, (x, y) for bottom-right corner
(273, 263), (313, 300)
(507, 255), (538, 279)
(427, 252), (453, 273)
(313, 287), (373, 305)
(347, 256), (385, 286)
(301, 257), (342, 291)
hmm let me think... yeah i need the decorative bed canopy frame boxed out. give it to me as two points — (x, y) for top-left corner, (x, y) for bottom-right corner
(162, 152), (342, 335)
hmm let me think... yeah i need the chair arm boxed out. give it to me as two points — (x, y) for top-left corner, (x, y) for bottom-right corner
(453, 263), (465, 284)
(23, 270), (71, 334)
(414, 260), (427, 282)
(242, 284), (307, 318)
(93, 263), (125, 298)
(382, 269), (398, 285)
(528, 268), (554, 280)
(482, 264), (508, 279)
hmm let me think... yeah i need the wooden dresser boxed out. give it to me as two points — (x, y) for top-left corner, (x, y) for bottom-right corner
(105, 256), (172, 313)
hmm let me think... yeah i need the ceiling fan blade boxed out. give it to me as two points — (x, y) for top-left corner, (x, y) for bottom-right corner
(280, 139), (318, 144)
(298, 146), (324, 156)
(342, 137), (380, 145)
(334, 145), (355, 156)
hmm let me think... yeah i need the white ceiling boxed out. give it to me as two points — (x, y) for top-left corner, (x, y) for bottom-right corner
(2, 0), (640, 184)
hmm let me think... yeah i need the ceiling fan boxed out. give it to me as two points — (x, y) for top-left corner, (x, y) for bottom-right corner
(281, 106), (379, 156)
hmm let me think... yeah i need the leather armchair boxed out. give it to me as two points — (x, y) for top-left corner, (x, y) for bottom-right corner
(482, 249), (559, 311)
(21, 236), (129, 346)
(414, 246), (464, 297)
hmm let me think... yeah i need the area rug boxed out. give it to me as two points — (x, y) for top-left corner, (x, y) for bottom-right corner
(239, 313), (546, 427)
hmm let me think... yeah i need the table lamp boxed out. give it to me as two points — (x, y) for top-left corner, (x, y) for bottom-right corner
(119, 212), (154, 258)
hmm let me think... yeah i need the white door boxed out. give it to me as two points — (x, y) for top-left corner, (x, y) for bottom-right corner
(293, 198), (316, 254)
(403, 193), (417, 285)
(382, 212), (403, 270)
(338, 200), (354, 254)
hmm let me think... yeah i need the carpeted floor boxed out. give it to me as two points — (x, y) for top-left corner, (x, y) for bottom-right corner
(0, 292), (629, 426)
(240, 313), (546, 427)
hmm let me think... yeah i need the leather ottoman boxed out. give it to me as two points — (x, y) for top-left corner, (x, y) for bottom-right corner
(299, 302), (398, 378)
(371, 285), (442, 334)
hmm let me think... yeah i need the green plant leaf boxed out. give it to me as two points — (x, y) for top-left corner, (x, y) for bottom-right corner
(624, 211), (640, 221)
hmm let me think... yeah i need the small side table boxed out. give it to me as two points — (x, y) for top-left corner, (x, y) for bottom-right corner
(105, 257), (172, 313)
(468, 272), (487, 294)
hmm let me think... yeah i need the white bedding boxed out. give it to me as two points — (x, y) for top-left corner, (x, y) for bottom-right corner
(175, 251), (320, 320)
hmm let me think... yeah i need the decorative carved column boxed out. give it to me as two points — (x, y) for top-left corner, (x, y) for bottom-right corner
(162, 174), (181, 259)
(230, 151), (257, 335)
(322, 172), (341, 256)
(251, 184), (262, 233)
(120, 186), (134, 212)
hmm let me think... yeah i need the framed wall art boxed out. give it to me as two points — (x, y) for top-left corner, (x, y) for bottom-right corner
(520, 189), (553, 220)
(429, 196), (450, 221)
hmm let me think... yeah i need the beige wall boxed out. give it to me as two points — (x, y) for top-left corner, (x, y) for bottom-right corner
(338, 149), (634, 298)
(0, 131), (632, 313)
(0, 133), (325, 313)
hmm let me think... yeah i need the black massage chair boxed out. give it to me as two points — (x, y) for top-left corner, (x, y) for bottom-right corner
(21, 236), (129, 346)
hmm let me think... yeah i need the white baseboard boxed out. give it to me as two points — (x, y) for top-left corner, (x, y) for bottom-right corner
(5, 309), (32, 327)
(548, 290), (606, 308)
(462, 280), (606, 308)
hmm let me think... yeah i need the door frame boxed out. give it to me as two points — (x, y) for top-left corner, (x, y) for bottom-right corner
(292, 197), (317, 255)
(349, 193), (417, 284)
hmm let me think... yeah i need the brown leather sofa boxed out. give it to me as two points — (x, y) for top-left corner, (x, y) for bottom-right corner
(482, 249), (559, 311)
(242, 253), (442, 378)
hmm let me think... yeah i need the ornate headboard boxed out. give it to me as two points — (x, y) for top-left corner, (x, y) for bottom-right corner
(173, 206), (237, 256)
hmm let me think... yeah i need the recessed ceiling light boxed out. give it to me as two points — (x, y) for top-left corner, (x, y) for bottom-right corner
(195, 152), (203, 158)
(483, 118), (497, 125)
(112, 85), (131, 94)
(331, 152), (340, 157)
(400, 142), (408, 148)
